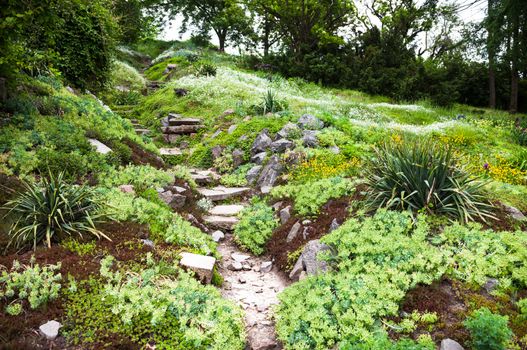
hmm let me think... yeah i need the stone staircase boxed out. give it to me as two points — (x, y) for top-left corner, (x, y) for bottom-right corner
(161, 113), (204, 144)
(203, 204), (245, 230)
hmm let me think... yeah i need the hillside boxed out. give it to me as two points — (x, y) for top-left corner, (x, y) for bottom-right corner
(1, 41), (527, 350)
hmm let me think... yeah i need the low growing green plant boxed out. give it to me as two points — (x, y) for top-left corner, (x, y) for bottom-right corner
(61, 239), (97, 256)
(0, 256), (62, 312)
(366, 140), (494, 223)
(234, 200), (278, 255)
(271, 177), (356, 216)
(464, 307), (513, 350)
(4, 172), (108, 250)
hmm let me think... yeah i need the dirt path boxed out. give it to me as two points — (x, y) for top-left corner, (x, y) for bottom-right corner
(216, 233), (290, 350)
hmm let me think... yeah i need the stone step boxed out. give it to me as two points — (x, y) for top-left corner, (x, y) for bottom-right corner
(164, 115), (202, 126)
(208, 204), (245, 217)
(179, 252), (216, 284)
(203, 215), (239, 230)
(159, 147), (182, 156)
(135, 128), (151, 136)
(161, 125), (203, 134)
(198, 186), (250, 201)
(190, 169), (220, 185)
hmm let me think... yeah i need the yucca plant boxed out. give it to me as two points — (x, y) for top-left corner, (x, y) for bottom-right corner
(4, 172), (109, 250)
(261, 89), (286, 114)
(366, 140), (495, 223)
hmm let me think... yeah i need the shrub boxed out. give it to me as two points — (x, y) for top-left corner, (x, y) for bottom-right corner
(464, 307), (512, 350)
(100, 165), (173, 192)
(4, 172), (108, 250)
(61, 239), (97, 256)
(0, 256), (62, 312)
(195, 62), (217, 77)
(234, 200), (278, 255)
(366, 140), (494, 223)
(271, 177), (356, 216)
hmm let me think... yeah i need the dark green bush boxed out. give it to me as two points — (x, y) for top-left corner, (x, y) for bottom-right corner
(195, 62), (217, 77)
(4, 172), (108, 250)
(366, 139), (495, 223)
(464, 308), (513, 350)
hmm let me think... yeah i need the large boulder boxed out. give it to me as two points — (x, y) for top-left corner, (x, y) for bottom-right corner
(277, 122), (301, 139)
(232, 148), (245, 168)
(302, 130), (319, 147)
(298, 114), (324, 130)
(246, 165), (263, 185)
(256, 155), (283, 190)
(270, 139), (294, 153)
(251, 129), (272, 154)
(289, 240), (331, 281)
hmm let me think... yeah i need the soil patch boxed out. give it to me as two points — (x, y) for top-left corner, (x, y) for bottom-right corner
(266, 196), (352, 271)
(124, 138), (165, 169)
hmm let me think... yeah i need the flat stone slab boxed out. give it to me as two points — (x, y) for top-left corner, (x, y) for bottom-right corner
(88, 139), (112, 154)
(203, 215), (239, 230)
(198, 186), (250, 201)
(190, 169), (221, 185)
(159, 147), (182, 156)
(180, 252), (216, 284)
(39, 320), (61, 340)
(209, 204), (245, 216)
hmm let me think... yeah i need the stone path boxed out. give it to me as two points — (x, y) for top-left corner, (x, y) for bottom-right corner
(217, 235), (289, 350)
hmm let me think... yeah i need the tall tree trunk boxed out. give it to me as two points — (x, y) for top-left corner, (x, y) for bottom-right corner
(487, 0), (497, 109)
(217, 30), (227, 52)
(263, 16), (270, 57)
(509, 7), (520, 113)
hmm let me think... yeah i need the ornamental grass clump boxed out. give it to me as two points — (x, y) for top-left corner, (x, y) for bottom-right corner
(366, 139), (494, 223)
(4, 172), (108, 250)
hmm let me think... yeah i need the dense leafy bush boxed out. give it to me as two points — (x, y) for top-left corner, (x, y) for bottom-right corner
(5, 172), (108, 250)
(464, 307), (513, 350)
(366, 140), (494, 222)
(234, 200), (278, 255)
(271, 177), (356, 216)
(275, 210), (447, 349)
(195, 62), (217, 77)
(340, 333), (435, 350)
(0, 257), (62, 314)
(65, 255), (245, 349)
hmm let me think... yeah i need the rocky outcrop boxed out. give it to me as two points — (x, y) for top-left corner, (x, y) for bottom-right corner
(289, 240), (331, 281)
(251, 129), (272, 154)
(256, 155), (283, 190)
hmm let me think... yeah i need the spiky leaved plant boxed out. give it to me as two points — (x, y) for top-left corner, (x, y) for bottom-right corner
(366, 139), (495, 223)
(4, 172), (109, 250)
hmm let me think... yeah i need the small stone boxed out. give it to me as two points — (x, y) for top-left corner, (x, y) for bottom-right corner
(212, 230), (225, 242)
(440, 339), (464, 350)
(232, 148), (244, 167)
(255, 288), (263, 293)
(88, 139), (112, 154)
(298, 114), (324, 130)
(302, 227), (310, 240)
(242, 263), (252, 271)
(329, 218), (340, 231)
(238, 276), (246, 284)
(228, 261), (243, 271)
(222, 109), (235, 117)
(279, 206), (291, 224)
(141, 239), (154, 248)
(253, 265), (261, 272)
(211, 129), (222, 139)
(261, 320), (273, 326)
(261, 186), (272, 194)
(256, 303), (268, 312)
(272, 201), (283, 211)
(231, 253), (250, 262)
(286, 222), (302, 243)
(302, 220), (311, 225)
(211, 145), (224, 161)
(228, 124), (237, 134)
(118, 184), (135, 194)
(260, 261), (273, 273)
(483, 278), (499, 294)
(39, 320), (61, 340)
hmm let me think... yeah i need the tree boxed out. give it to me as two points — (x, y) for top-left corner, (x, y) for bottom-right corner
(162, 0), (253, 51)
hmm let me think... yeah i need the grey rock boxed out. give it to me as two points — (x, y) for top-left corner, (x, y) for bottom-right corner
(180, 252), (216, 284)
(251, 152), (267, 165)
(246, 165), (263, 185)
(261, 186), (272, 194)
(289, 239), (330, 281)
(440, 339), (464, 350)
(270, 139), (294, 153)
(222, 109), (235, 117)
(302, 130), (319, 147)
(66, 86), (75, 94)
(260, 261), (273, 273)
(302, 227), (310, 240)
(186, 213), (210, 234)
(211, 145), (223, 161)
(88, 139), (112, 154)
(302, 220), (312, 225)
(483, 278), (499, 294)
(39, 320), (61, 340)
(286, 222), (302, 243)
(272, 201), (283, 211)
(211, 129), (222, 139)
(228, 261), (243, 271)
(257, 155), (283, 190)
(277, 122), (301, 139)
(232, 253), (250, 262)
(232, 148), (245, 168)
(329, 218), (340, 232)
(279, 206), (291, 224)
(298, 114), (324, 130)
(503, 205), (526, 221)
(141, 239), (155, 248)
(197, 186), (250, 201)
(212, 230), (225, 242)
(238, 276), (246, 284)
(203, 215), (239, 230)
(158, 191), (186, 209)
(227, 124), (237, 134)
(118, 184), (135, 194)
(251, 129), (272, 154)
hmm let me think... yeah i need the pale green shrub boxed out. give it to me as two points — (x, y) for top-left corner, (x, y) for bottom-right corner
(234, 200), (278, 255)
